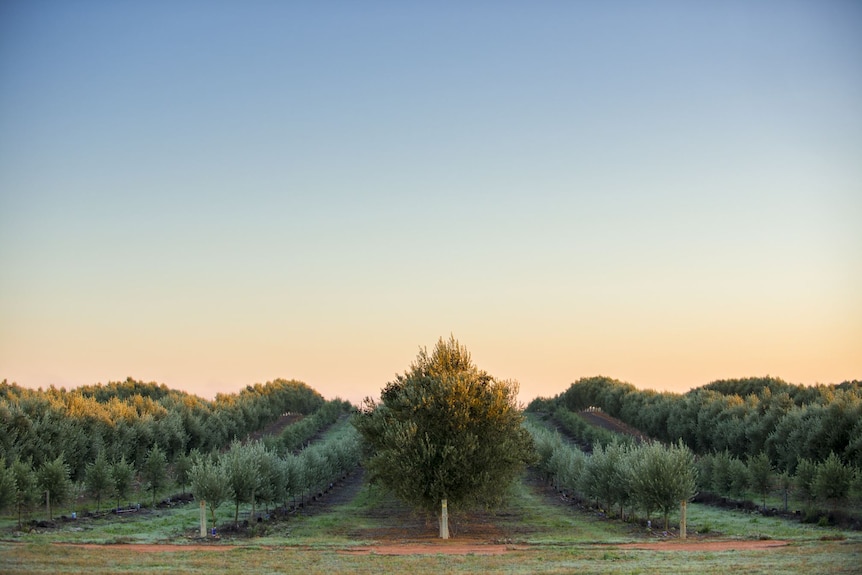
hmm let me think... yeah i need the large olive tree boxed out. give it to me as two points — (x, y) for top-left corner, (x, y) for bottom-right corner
(354, 336), (534, 538)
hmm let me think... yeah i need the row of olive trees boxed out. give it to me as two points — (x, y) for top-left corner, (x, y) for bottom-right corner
(698, 450), (862, 511)
(551, 407), (634, 451)
(533, 376), (862, 471)
(528, 421), (697, 531)
(0, 451), (139, 526)
(263, 399), (350, 456)
(0, 395), (346, 527)
(190, 423), (361, 529)
(0, 378), (326, 480)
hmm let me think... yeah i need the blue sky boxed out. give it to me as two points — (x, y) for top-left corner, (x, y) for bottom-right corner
(1, 1), (860, 402)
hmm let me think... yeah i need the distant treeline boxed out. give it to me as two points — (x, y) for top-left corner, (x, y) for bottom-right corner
(527, 376), (862, 472)
(0, 377), (337, 480)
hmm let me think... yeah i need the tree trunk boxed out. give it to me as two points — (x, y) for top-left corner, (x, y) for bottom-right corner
(680, 500), (687, 540)
(200, 500), (207, 538)
(439, 498), (449, 539)
(46, 490), (51, 522)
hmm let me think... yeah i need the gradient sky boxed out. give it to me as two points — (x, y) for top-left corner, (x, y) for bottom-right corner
(1, 1), (860, 404)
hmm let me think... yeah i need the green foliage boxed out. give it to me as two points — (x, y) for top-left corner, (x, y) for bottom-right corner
(524, 420), (698, 530)
(11, 458), (37, 526)
(552, 407), (634, 450)
(0, 377), (327, 484)
(794, 458), (817, 504)
(534, 376), (862, 473)
(37, 455), (71, 520)
(354, 336), (534, 519)
(190, 456), (228, 526)
(0, 458), (16, 515)
(111, 456), (135, 511)
(222, 440), (262, 526)
(582, 442), (631, 516)
(748, 452), (773, 508)
(84, 451), (114, 512)
(629, 441), (697, 530)
(813, 452), (852, 508)
(141, 445), (168, 507)
(173, 451), (193, 493)
(267, 399), (348, 455)
(728, 457), (749, 498)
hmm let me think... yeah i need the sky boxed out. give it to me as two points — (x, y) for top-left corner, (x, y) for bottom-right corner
(1, 1), (860, 405)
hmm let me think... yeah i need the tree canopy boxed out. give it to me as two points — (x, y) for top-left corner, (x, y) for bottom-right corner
(353, 336), (534, 538)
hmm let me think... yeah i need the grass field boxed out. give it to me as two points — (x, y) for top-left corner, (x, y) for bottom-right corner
(2, 469), (860, 574)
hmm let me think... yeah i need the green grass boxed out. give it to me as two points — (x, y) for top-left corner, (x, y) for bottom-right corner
(677, 503), (856, 540)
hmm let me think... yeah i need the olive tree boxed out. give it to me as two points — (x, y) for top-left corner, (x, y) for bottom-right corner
(0, 459), (15, 516)
(84, 451), (113, 512)
(813, 452), (852, 510)
(630, 441), (697, 532)
(190, 457), (228, 527)
(222, 440), (261, 526)
(747, 452), (773, 509)
(37, 455), (70, 521)
(12, 458), (37, 527)
(173, 452), (194, 494)
(354, 336), (534, 539)
(111, 457), (135, 511)
(141, 445), (168, 508)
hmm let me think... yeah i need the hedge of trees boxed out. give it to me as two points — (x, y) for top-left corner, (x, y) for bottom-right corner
(529, 376), (862, 472)
(263, 399), (349, 456)
(551, 406), (634, 451)
(696, 449), (862, 513)
(0, 377), (326, 479)
(528, 376), (862, 518)
(527, 419), (697, 530)
(191, 421), (361, 528)
(0, 377), (343, 524)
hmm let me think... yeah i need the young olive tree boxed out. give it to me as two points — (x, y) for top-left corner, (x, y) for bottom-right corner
(190, 457), (228, 527)
(747, 452), (773, 509)
(354, 336), (534, 539)
(37, 455), (70, 521)
(0, 459), (15, 517)
(630, 441), (697, 531)
(141, 445), (168, 508)
(84, 451), (113, 513)
(173, 452), (194, 494)
(813, 452), (852, 510)
(795, 458), (817, 505)
(12, 458), (37, 528)
(222, 440), (261, 526)
(111, 457), (135, 511)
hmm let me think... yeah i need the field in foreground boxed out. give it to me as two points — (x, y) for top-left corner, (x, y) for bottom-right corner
(3, 538), (860, 575)
(2, 469), (860, 574)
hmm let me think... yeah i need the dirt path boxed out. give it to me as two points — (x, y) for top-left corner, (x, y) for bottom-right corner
(244, 413), (304, 443)
(577, 410), (649, 442)
(340, 542), (515, 556)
